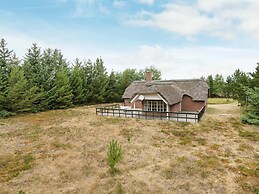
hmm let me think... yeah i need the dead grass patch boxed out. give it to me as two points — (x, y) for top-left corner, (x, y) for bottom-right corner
(0, 153), (35, 182)
(239, 130), (259, 141)
(237, 162), (259, 194)
(0, 103), (258, 194)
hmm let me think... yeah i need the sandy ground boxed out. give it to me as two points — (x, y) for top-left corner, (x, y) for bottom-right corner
(0, 103), (258, 194)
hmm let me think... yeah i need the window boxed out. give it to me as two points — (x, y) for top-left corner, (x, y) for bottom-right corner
(144, 100), (167, 112)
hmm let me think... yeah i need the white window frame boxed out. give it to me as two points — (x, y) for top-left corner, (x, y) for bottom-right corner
(144, 100), (167, 112)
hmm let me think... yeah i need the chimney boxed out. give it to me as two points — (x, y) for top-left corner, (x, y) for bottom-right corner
(146, 71), (152, 81)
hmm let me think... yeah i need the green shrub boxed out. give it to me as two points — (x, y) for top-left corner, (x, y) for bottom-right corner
(0, 110), (15, 118)
(241, 113), (259, 126)
(108, 139), (123, 174)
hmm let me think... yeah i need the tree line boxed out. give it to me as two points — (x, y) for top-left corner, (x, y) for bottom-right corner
(204, 64), (259, 125)
(0, 38), (161, 117)
(0, 38), (258, 125)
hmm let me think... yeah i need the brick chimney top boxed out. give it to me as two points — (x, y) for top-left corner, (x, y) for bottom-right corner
(146, 71), (152, 81)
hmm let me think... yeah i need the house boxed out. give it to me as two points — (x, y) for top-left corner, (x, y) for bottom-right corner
(122, 72), (209, 113)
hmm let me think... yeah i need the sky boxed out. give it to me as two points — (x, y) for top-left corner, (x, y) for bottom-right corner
(0, 0), (259, 79)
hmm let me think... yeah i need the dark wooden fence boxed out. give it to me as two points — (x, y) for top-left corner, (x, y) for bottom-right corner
(96, 104), (206, 123)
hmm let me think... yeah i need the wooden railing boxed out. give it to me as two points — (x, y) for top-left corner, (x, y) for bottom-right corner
(96, 104), (206, 123)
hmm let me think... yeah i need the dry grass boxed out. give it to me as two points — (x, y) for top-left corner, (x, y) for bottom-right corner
(0, 103), (258, 194)
(208, 98), (236, 104)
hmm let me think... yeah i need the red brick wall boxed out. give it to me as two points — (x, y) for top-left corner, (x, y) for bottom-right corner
(170, 103), (181, 112)
(135, 100), (143, 109)
(124, 99), (143, 109)
(181, 95), (205, 112)
(124, 99), (131, 107)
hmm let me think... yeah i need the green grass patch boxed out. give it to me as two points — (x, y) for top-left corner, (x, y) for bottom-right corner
(240, 182), (259, 194)
(0, 153), (35, 182)
(51, 140), (72, 149)
(237, 162), (259, 194)
(238, 143), (253, 151)
(239, 165), (259, 177)
(195, 138), (207, 145)
(171, 129), (196, 145)
(208, 98), (235, 104)
(197, 154), (219, 169)
(239, 130), (259, 141)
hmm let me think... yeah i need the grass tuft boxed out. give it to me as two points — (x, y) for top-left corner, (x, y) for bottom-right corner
(0, 153), (35, 182)
(239, 130), (259, 141)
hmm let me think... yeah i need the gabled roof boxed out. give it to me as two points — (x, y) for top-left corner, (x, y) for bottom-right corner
(122, 79), (209, 105)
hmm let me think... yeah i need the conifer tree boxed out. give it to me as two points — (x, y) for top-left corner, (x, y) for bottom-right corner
(224, 76), (234, 98)
(40, 48), (70, 109)
(51, 67), (73, 109)
(214, 74), (225, 97)
(231, 69), (250, 104)
(117, 68), (142, 97)
(0, 39), (18, 112)
(0, 70), (6, 111)
(90, 58), (108, 103)
(6, 67), (40, 112)
(81, 59), (94, 103)
(0, 39), (13, 81)
(70, 59), (84, 104)
(23, 44), (46, 110)
(242, 87), (259, 125)
(105, 71), (121, 102)
(250, 62), (259, 87)
(23, 44), (42, 85)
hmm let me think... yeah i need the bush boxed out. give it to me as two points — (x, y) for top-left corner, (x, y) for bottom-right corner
(108, 139), (123, 174)
(241, 113), (259, 126)
(0, 110), (15, 118)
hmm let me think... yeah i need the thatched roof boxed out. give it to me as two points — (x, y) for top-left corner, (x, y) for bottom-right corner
(122, 79), (209, 105)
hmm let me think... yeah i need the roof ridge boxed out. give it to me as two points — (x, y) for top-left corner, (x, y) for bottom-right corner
(133, 79), (204, 83)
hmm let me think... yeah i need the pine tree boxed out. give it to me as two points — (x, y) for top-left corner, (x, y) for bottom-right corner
(250, 62), (259, 87)
(0, 39), (13, 81)
(0, 39), (18, 112)
(6, 67), (40, 112)
(23, 43), (42, 85)
(206, 75), (215, 97)
(0, 70), (6, 111)
(242, 87), (259, 125)
(105, 71), (121, 102)
(231, 69), (250, 104)
(117, 68), (142, 98)
(23, 44), (45, 111)
(214, 74), (225, 97)
(51, 67), (74, 109)
(40, 48), (70, 109)
(70, 59), (84, 104)
(89, 58), (108, 103)
(81, 59), (94, 103)
(224, 76), (234, 98)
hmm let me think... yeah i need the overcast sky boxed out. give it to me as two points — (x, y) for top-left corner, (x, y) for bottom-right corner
(0, 0), (259, 79)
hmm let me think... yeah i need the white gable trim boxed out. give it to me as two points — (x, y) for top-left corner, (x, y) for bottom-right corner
(131, 93), (168, 104)
(130, 94), (140, 104)
(157, 93), (168, 105)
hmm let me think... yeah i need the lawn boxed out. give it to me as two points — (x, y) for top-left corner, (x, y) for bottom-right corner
(207, 98), (236, 104)
(0, 103), (258, 194)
